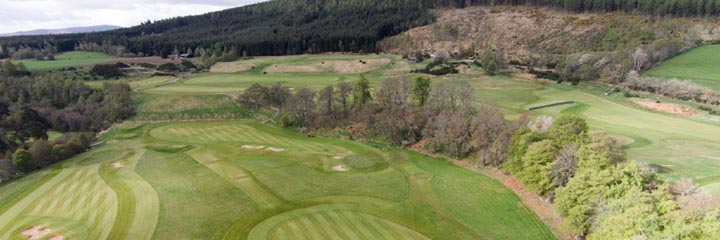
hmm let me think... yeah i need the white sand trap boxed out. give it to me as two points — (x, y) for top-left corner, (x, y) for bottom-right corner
(241, 145), (266, 150)
(332, 165), (348, 172)
(21, 226), (51, 240)
(333, 156), (343, 159)
(111, 162), (123, 168)
(265, 147), (285, 152)
(48, 235), (64, 240)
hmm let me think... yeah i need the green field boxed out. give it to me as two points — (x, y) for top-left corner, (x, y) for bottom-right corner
(16, 51), (121, 71)
(644, 44), (720, 91)
(0, 121), (554, 239)
(124, 54), (720, 195)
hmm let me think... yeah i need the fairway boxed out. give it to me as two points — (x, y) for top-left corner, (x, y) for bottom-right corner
(0, 121), (554, 239)
(644, 44), (720, 91)
(15, 51), (121, 71)
(131, 53), (720, 195)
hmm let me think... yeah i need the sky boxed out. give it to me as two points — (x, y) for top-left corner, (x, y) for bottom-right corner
(0, 0), (267, 34)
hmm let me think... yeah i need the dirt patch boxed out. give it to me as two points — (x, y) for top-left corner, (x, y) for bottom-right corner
(241, 145), (266, 150)
(265, 59), (390, 74)
(210, 62), (256, 73)
(332, 165), (348, 172)
(512, 72), (536, 80)
(111, 162), (124, 168)
(21, 226), (51, 240)
(197, 154), (219, 163)
(232, 172), (247, 179)
(48, 235), (64, 240)
(635, 101), (698, 117)
(265, 147), (285, 152)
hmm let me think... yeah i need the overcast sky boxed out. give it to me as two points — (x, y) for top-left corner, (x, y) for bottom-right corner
(0, 0), (267, 34)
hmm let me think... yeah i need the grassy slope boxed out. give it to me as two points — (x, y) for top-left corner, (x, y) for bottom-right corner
(0, 120), (555, 239)
(16, 51), (120, 71)
(644, 44), (720, 91)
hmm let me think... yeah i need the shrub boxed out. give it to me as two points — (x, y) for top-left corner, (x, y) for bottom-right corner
(157, 63), (178, 72)
(91, 64), (124, 79)
(12, 149), (36, 173)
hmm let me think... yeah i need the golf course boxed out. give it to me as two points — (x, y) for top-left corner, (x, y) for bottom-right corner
(2, 52), (720, 239)
(0, 120), (554, 239)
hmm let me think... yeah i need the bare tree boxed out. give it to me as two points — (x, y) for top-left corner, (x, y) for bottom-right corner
(672, 178), (699, 197)
(551, 145), (578, 189)
(336, 81), (354, 116)
(375, 77), (412, 107)
(472, 103), (507, 167)
(286, 88), (316, 126)
(317, 85), (335, 124)
(423, 111), (474, 158)
(427, 80), (475, 115)
(630, 48), (649, 71)
(528, 115), (554, 132)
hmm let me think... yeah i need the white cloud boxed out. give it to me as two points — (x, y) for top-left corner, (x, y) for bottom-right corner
(0, 0), (266, 33)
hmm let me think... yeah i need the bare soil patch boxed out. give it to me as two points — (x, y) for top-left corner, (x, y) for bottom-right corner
(210, 62), (256, 73)
(21, 226), (51, 240)
(635, 101), (698, 117)
(48, 235), (64, 240)
(332, 165), (348, 172)
(111, 162), (124, 168)
(241, 145), (266, 150)
(232, 172), (247, 179)
(265, 147), (285, 152)
(265, 59), (391, 74)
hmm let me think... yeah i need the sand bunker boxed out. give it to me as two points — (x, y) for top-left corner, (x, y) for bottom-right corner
(21, 226), (51, 240)
(332, 165), (348, 172)
(48, 236), (64, 240)
(241, 145), (266, 150)
(110, 162), (124, 168)
(210, 62), (255, 73)
(265, 59), (391, 74)
(265, 147), (285, 152)
(333, 156), (343, 160)
(635, 101), (698, 117)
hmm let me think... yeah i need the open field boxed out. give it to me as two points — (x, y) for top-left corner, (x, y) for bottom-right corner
(0, 121), (553, 239)
(147, 55), (396, 94)
(16, 51), (121, 71)
(644, 44), (720, 91)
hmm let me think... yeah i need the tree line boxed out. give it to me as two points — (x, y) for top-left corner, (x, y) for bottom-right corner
(3, 0), (719, 61)
(241, 75), (720, 239)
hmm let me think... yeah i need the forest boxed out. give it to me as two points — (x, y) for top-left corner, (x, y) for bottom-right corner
(2, 0), (720, 61)
(0, 61), (133, 179)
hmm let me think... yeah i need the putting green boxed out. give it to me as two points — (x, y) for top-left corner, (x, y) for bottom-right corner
(248, 204), (430, 240)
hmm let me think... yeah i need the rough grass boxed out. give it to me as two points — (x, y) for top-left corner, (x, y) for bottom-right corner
(644, 44), (720, 91)
(132, 93), (249, 121)
(16, 51), (120, 70)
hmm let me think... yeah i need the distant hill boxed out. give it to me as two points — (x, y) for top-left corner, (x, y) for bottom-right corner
(0, 25), (121, 37)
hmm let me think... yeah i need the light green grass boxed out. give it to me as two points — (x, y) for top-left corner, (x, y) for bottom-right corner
(0, 120), (554, 239)
(146, 73), (361, 94)
(644, 44), (720, 91)
(16, 51), (120, 71)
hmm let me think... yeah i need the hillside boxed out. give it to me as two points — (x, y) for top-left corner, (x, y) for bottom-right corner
(0, 25), (121, 37)
(380, 6), (720, 82)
